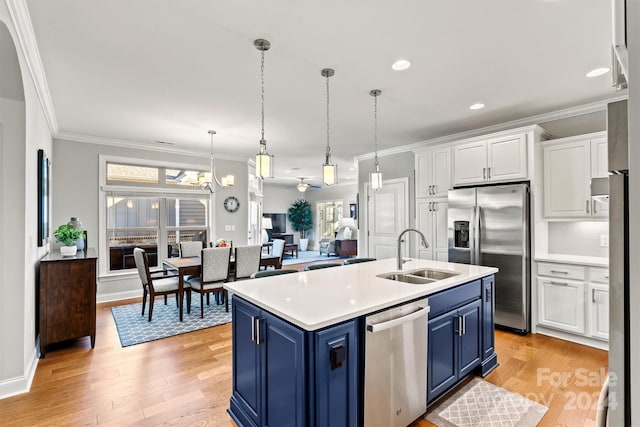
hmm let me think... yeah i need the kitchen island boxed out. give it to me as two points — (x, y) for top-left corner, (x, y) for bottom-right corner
(224, 258), (498, 427)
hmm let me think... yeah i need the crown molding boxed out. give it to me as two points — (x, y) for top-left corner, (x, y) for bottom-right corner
(355, 94), (628, 161)
(6, 0), (58, 134)
(55, 131), (250, 162)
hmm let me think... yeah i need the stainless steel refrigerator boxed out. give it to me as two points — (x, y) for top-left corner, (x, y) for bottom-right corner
(606, 99), (630, 426)
(448, 183), (530, 332)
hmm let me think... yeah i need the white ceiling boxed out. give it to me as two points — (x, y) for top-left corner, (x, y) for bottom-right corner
(26, 0), (619, 186)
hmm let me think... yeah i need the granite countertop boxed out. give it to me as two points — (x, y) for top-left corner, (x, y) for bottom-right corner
(535, 253), (609, 268)
(224, 258), (498, 331)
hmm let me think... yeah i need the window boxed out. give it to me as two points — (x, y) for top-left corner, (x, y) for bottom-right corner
(100, 157), (210, 276)
(317, 200), (343, 238)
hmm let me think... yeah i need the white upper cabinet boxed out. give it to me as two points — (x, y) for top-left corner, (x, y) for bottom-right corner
(416, 148), (451, 198)
(542, 132), (607, 218)
(453, 133), (527, 186)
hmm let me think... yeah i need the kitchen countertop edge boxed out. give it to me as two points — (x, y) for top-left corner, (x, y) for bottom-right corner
(535, 253), (609, 268)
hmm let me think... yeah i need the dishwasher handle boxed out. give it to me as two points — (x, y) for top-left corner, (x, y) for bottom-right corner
(366, 305), (430, 333)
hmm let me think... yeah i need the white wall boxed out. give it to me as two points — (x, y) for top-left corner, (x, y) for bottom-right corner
(0, 10), (52, 399)
(52, 138), (248, 301)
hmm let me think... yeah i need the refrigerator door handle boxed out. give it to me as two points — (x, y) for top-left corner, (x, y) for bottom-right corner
(474, 206), (481, 265)
(469, 207), (476, 265)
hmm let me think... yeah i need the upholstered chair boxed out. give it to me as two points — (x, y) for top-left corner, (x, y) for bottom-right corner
(233, 245), (262, 280)
(187, 247), (231, 317)
(133, 247), (191, 321)
(179, 241), (203, 257)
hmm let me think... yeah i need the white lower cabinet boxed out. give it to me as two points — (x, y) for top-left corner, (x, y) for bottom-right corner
(537, 261), (609, 345)
(538, 277), (585, 335)
(416, 198), (448, 261)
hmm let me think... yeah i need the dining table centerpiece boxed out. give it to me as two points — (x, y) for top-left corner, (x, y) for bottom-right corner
(54, 222), (85, 256)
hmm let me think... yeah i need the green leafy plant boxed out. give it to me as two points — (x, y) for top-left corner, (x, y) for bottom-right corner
(54, 223), (84, 246)
(287, 199), (313, 239)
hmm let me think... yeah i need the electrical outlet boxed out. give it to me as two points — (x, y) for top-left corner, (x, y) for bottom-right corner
(231, 225), (236, 231)
(225, 225), (232, 232)
(600, 235), (609, 247)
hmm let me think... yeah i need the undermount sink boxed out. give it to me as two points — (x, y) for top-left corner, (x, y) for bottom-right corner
(377, 268), (459, 285)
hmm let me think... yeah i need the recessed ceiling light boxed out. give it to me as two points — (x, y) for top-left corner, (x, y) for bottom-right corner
(391, 59), (411, 71)
(586, 67), (610, 78)
(469, 103), (485, 110)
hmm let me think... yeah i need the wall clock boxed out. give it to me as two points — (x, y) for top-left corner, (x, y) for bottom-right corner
(224, 196), (240, 213)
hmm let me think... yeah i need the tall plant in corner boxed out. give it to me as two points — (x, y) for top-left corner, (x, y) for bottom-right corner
(288, 199), (313, 251)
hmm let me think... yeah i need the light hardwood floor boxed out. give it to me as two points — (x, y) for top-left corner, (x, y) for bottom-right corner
(0, 262), (607, 426)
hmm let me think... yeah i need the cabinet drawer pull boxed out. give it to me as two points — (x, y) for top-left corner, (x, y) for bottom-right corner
(458, 316), (463, 336)
(550, 270), (569, 275)
(550, 280), (569, 286)
(586, 200), (590, 213)
(592, 289), (596, 303)
(593, 200), (597, 214)
(487, 167), (491, 179)
(462, 314), (466, 335)
(255, 317), (261, 345)
(433, 184), (437, 194)
(251, 316), (257, 343)
(430, 185), (434, 195)
(483, 167), (486, 180)
(604, 275), (609, 279)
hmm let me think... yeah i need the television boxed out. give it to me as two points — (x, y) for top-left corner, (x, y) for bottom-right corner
(263, 213), (286, 235)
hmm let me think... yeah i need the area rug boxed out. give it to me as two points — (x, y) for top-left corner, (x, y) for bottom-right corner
(425, 379), (547, 427)
(282, 250), (349, 266)
(111, 296), (232, 347)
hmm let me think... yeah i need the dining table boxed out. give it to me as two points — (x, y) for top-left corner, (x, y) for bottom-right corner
(162, 253), (283, 321)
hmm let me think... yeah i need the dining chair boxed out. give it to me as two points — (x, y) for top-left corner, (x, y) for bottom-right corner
(179, 241), (203, 257)
(187, 247), (231, 317)
(252, 269), (298, 278)
(344, 257), (377, 265)
(133, 248), (191, 321)
(304, 263), (342, 271)
(233, 245), (262, 280)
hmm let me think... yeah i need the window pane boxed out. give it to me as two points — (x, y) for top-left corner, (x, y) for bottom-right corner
(107, 196), (160, 271)
(107, 163), (159, 184)
(165, 169), (205, 187)
(166, 198), (208, 227)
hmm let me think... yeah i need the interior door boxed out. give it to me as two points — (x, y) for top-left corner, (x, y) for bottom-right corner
(367, 179), (408, 260)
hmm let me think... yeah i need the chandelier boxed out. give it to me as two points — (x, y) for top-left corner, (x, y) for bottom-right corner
(200, 130), (234, 192)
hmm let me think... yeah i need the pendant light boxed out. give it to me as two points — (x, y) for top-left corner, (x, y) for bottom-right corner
(322, 68), (337, 186)
(254, 38), (274, 178)
(200, 130), (235, 193)
(370, 89), (383, 189)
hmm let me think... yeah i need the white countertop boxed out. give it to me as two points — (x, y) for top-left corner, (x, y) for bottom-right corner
(535, 253), (609, 268)
(224, 258), (498, 331)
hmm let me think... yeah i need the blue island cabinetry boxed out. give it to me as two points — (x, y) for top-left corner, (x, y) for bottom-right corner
(229, 296), (359, 427)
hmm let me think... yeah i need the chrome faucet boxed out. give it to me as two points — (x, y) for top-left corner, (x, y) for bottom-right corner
(397, 228), (429, 270)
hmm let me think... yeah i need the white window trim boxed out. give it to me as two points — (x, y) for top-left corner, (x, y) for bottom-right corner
(98, 154), (215, 279)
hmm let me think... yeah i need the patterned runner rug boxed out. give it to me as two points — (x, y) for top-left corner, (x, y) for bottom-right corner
(426, 378), (547, 427)
(111, 295), (232, 347)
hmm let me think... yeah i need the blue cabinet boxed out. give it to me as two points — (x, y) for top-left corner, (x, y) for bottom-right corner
(427, 275), (497, 404)
(480, 275), (498, 376)
(229, 296), (359, 427)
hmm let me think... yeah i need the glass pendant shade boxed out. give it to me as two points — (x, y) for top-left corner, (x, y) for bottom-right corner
(370, 171), (383, 189)
(256, 140), (274, 178)
(323, 161), (337, 186)
(370, 89), (383, 189)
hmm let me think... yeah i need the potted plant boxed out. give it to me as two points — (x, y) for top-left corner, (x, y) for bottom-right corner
(54, 222), (84, 256)
(288, 199), (313, 251)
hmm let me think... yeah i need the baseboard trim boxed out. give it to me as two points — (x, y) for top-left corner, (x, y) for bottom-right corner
(97, 289), (140, 304)
(535, 326), (609, 351)
(0, 344), (39, 400)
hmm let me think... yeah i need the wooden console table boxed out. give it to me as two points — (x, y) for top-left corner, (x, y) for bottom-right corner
(39, 248), (97, 357)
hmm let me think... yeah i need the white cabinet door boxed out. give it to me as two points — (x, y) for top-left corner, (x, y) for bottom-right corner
(588, 283), (609, 340)
(543, 141), (591, 217)
(591, 138), (609, 178)
(415, 200), (433, 260)
(415, 198), (448, 261)
(453, 141), (487, 186)
(432, 148), (451, 196)
(487, 134), (527, 182)
(432, 199), (448, 259)
(538, 277), (586, 334)
(416, 152), (432, 198)
(416, 148), (451, 198)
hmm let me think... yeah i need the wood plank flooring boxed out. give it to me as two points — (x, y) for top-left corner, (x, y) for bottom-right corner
(0, 260), (608, 426)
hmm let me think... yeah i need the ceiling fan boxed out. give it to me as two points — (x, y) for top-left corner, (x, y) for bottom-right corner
(296, 177), (321, 193)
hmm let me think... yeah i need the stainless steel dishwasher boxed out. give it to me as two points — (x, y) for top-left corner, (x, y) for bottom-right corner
(364, 299), (430, 427)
